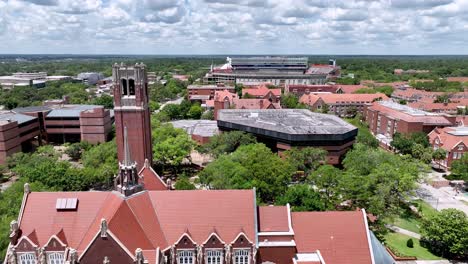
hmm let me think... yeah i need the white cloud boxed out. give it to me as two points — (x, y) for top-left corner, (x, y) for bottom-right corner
(0, 0), (467, 54)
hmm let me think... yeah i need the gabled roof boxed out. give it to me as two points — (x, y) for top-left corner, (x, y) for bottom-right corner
(147, 190), (256, 247)
(292, 211), (373, 264)
(18, 189), (257, 256)
(242, 85), (281, 97)
(428, 126), (468, 151)
(139, 160), (167, 191)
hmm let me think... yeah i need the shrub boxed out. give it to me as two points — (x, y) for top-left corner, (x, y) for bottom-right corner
(407, 238), (414, 248)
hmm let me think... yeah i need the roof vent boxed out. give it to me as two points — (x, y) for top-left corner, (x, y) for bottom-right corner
(56, 198), (78, 211)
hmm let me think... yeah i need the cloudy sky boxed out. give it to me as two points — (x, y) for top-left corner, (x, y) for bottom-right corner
(0, 0), (467, 55)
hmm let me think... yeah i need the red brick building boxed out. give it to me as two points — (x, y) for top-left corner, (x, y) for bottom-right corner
(299, 93), (388, 117)
(364, 101), (455, 140)
(241, 84), (281, 103)
(188, 84), (235, 104)
(285, 84), (367, 97)
(213, 90), (281, 120)
(0, 105), (113, 165)
(428, 126), (467, 170)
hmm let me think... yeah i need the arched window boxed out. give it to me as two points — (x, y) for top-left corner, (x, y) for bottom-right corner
(234, 249), (249, 264)
(129, 79), (135, 95)
(206, 250), (223, 264)
(48, 252), (64, 264)
(18, 253), (36, 264)
(121, 79), (128, 95)
(177, 250), (194, 264)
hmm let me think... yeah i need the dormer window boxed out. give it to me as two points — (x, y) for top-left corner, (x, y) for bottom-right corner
(18, 253), (36, 264)
(47, 252), (64, 264)
(178, 250), (194, 264)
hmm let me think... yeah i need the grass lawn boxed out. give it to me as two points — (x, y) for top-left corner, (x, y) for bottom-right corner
(384, 232), (443, 260)
(412, 199), (438, 217)
(392, 199), (437, 234)
(393, 216), (421, 233)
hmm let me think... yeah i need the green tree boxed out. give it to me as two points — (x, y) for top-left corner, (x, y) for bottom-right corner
(187, 103), (203, 119)
(199, 143), (294, 203)
(421, 209), (468, 259)
(152, 124), (194, 173)
(65, 143), (83, 161)
(308, 165), (342, 209)
(281, 94), (300, 108)
(201, 110), (214, 120)
(161, 104), (182, 120)
(450, 154), (468, 181)
(341, 144), (425, 219)
(283, 147), (327, 175)
(175, 177), (196, 190)
(276, 184), (326, 212)
(201, 131), (257, 158)
(92, 94), (114, 109)
(149, 101), (160, 112)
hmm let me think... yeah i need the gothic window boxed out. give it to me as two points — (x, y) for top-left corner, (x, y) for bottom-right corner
(121, 79), (128, 95)
(47, 252), (64, 264)
(206, 250), (223, 264)
(18, 253), (36, 264)
(234, 249), (249, 264)
(129, 79), (135, 95)
(177, 250), (194, 264)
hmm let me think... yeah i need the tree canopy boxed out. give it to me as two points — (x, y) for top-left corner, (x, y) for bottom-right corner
(421, 209), (468, 259)
(199, 143), (294, 203)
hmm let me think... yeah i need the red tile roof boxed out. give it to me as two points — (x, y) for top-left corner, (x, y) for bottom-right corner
(233, 99), (281, 110)
(428, 126), (468, 152)
(148, 190), (256, 247)
(447, 77), (468, 82)
(258, 206), (290, 232)
(292, 211), (372, 264)
(300, 93), (388, 106)
(18, 189), (257, 255)
(242, 85), (281, 97)
(336, 85), (366, 94)
(139, 163), (167, 191)
(367, 101), (454, 126)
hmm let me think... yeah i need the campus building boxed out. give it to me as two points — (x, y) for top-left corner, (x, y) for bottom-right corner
(364, 101), (455, 145)
(299, 93), (389, 117)
(285, 84), (366, 97)
(3, 63), (382, 264)
(217, 109), (358, 164)
(0, 105), (113, 164)
(203, 57), (339, 86)
(188, 84), (235, 104)
(212, 90), (281, 120)
(429, 126), (468, 170)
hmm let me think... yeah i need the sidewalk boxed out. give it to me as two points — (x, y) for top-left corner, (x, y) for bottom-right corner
(386, 225), (421, 239)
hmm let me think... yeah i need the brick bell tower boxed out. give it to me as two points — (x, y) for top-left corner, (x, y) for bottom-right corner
(113, 62), (153, 171)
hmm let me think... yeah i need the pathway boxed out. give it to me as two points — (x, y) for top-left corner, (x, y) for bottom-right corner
(154, 97), (183, 113)
(386, 225), (421, 239)
(416, 183), (468, 215)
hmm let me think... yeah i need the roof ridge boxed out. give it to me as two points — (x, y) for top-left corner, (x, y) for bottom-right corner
(76, 192), (119, 250)
(147, 192), (169, 247)
(125, 192), (162, 249)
